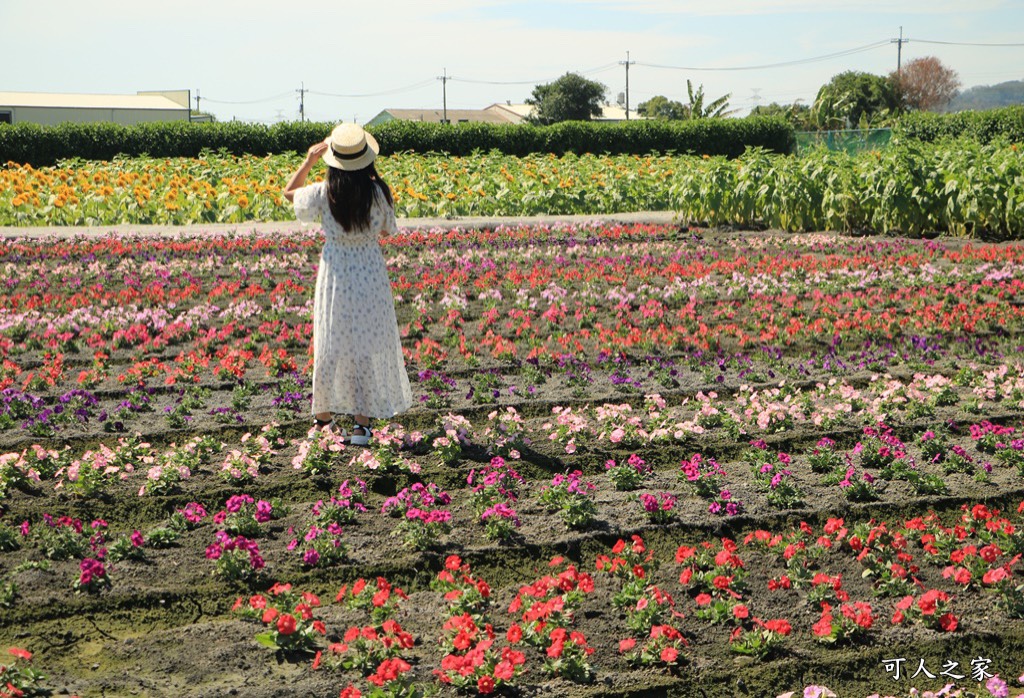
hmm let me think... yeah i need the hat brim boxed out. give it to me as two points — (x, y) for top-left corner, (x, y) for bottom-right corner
(322, 131), (380, 171)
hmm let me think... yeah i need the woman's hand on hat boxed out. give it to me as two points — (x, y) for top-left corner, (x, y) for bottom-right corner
(306, 142), (328, 163)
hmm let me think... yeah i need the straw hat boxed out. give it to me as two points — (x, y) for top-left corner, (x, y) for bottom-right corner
(322, 124), (379, 171)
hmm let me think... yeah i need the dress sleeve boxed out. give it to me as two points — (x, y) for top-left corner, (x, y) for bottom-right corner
(292, 182), (325, 224)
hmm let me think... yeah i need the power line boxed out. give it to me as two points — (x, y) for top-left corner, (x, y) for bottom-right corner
(202, 91), (294, 105)
(913, 38), (1024, 47)
(309, 79), (436, 99)
(450, 62), (619, 85)
(637, 40), (891, 72)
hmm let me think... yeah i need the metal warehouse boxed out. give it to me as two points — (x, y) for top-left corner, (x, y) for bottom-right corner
(0, 90), (191, 126)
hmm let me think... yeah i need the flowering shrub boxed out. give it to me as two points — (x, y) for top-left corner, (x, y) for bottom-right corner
(382, 482), (452, 550)
(434, 635), (527, 694)
(431, 555), (492, 617)
(891, 589), (958, 632)
(483, 406), (527, 458)
(139, 462), (190, 497)
(320, 620), (415, 673)
(540, 470), (597, 529)
(598, 536), (656, 612)
(287, 522), (347, 568)
(335, 577), (409, 624)
(205, 531), (265, 583)
(291, 427), (346, 476)
(812, 600), (875, 644)
(213, 494), (279, 538)
(605, 454), (652, 491)
(679, 452), (724, 497)
(543, 405), (590, 455)
(33, 514), (105, 561)
(429, 412), (472, 465)
(233, 583), (325, 653)
(106, 530), (146, 563)
(0, 647), (46, 696)
(729, 617), (792, 659)
(73, 557), (111, 593)
(311, 479), (369, 526)
(676, 538), (748, 599)
(619, 624), (688, 669)
(639, 491), (677, 524)
(747, 445), (803, 509)
(806, 437), (844, 474)
(169, 502), (208, 531)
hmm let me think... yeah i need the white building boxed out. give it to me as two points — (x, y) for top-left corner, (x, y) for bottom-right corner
(0, 90), (192, 126)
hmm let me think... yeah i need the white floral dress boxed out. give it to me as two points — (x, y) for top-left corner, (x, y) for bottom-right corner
(293, 181), (413, 419)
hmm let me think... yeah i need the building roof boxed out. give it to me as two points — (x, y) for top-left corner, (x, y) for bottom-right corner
(485, 103), (643, 122)
(0, 91), (189, 110)
(373, 108), (518, 124)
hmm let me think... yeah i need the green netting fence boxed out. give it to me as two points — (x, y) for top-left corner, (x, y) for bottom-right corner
(795, 128), (892, 154)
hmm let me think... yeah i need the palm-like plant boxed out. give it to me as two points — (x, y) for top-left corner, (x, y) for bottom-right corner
(685, 80), (737, 119)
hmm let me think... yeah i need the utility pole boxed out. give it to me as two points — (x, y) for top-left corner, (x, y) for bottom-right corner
(194, 89), (201, 116)
(619, 51), (635, 119)
(438, 69), (449, 123)
(891, 26), (908, 76)
(297, 82), (307, 122)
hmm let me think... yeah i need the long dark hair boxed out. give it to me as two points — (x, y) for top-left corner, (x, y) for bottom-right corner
(326, 163), (394, 231)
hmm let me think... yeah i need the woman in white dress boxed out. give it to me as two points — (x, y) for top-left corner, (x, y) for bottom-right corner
(283, 124), (413, 444)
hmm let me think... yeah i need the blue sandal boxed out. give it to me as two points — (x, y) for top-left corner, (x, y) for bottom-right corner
(349, 423), (373, 446)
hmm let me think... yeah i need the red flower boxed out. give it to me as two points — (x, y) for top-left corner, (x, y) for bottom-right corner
(249, 594), (267, 609)
(313, 620), (326, 635)
(712, 575), (732, 590)
(695, 593), (712, 607)
(494, 659), (514, 681)
(8, 647), (31, 661)
(339, 686), (361, 698)
(276, 613), (297, 636)
(939, 613), (958, 632)
(679, 568), (693, 585)
(619, 638), (637, 653)
(477, 580), (491, 598)
(445, 554), (462, 570)
(764, 619), (791, 636)
(660, 647), (679, 663)
(261, 608), (279, 624)
(477, 675), (496, 694)
(733, 604), (749, 620)
(506, 624), (523, 644)
(812, 613), (833, 637)
(311, 651), (322, 671)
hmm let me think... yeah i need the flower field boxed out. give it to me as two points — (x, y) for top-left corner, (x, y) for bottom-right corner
(2, 138), (1023, 236)
(3, 221), (1024, 697)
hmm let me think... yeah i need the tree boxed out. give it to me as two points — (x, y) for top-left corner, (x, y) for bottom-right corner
(811, 71), (900, 129)
(750, 101), (812, 129)
(525, 73), (607, 124)
(890, 56), (961, 112)
(684, 80), (736, 119)
(637, 95), (688, 120)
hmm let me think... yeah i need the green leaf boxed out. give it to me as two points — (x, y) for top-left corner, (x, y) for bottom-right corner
(254, 632), (281, 650)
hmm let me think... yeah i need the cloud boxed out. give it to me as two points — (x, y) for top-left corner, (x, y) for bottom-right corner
(554, 0), (1009, 15)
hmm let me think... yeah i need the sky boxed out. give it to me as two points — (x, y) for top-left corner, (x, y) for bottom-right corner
(2, 0), (1023, 125)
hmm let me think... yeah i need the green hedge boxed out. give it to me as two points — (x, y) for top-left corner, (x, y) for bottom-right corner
(370, 116), (795, 158)
(893, 105), (1024, 144)
(0, 117), (795, 166)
